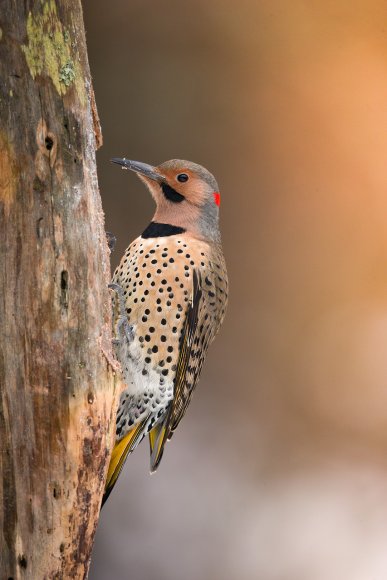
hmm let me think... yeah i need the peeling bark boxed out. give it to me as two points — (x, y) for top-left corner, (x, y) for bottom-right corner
(0, 1), (118, 578)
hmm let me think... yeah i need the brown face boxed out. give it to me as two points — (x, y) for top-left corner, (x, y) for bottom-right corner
(152, 165), (212, 207)
(111, 157), (220, 207)
(150, 159), (220, 210)
(111, 157), (221, 241)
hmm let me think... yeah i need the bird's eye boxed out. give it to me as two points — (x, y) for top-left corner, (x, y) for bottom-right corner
(177, 173), (189, 183)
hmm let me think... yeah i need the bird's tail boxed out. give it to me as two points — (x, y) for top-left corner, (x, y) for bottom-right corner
(148, 411), (172, 473)
(102, 420), (146, 506)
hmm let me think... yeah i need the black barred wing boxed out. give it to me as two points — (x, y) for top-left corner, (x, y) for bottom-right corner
(150, 269), (215, 470)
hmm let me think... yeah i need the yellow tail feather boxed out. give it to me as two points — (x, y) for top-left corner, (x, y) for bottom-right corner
(102, 422), (145, 506)
(148, 419), (168, 473)
(148, 424), (161, 457)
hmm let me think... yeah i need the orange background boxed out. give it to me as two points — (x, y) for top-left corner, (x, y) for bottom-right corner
(84, 2), (387, 578)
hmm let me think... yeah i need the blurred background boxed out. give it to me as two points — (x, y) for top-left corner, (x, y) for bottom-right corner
(84, 1), (387, 579)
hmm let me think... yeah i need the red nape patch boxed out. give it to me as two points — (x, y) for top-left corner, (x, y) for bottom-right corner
(213, 192), (221, 206)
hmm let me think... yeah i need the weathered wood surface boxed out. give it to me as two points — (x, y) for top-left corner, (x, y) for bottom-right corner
(0, 1), (119, 577)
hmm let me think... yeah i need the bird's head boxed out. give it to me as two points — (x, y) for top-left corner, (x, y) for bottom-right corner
(111, 158), (221, 242)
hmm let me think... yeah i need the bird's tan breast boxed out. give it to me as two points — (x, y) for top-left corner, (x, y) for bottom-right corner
(112, 234), (228, 391)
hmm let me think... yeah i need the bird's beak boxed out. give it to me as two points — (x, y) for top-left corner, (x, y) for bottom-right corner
(111, 158), (164, 182)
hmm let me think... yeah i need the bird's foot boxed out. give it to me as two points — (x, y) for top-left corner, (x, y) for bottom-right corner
(108, 282), (126, 312)
(116, 316), (134, 344)
(106, 231), (117, 252)
(108, 283), (134, 345)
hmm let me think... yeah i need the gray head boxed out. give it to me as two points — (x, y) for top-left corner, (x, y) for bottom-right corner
(111, 158), (222, 243)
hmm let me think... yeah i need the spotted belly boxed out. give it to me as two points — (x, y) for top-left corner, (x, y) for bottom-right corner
(111, 233), (227, 441)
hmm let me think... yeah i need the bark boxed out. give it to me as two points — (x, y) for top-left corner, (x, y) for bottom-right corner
(0, 1), (119, 578)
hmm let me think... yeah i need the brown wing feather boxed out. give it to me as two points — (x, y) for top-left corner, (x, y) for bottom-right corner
(150, 253), (228, 471)
(168, 269), (203, 430)
(150, 270), (202, 471)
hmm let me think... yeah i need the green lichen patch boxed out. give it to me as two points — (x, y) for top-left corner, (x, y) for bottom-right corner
(59, 59), (76, 87)
(22, 1), (85, 104)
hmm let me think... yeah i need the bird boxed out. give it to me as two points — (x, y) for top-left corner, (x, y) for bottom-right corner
(103, 158), (228, 505)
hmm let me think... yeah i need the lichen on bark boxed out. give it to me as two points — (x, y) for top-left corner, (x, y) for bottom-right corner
(0, 0), (118, 576)
(22, 0), (85, 104)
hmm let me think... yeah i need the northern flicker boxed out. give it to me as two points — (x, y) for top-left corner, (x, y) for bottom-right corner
(103, 158), (228, 504)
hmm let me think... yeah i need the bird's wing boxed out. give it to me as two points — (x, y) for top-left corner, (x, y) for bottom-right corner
(150, 269), (214, 471)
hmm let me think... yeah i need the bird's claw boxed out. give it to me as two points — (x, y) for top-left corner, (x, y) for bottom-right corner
(109, 283), (134, 346)
(106, 231), (117, 252)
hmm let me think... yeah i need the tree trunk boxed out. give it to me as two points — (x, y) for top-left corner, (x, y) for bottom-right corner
(0, 1), (119, 577)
